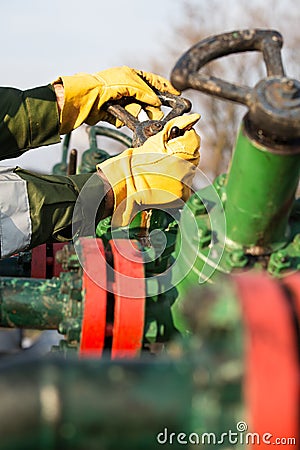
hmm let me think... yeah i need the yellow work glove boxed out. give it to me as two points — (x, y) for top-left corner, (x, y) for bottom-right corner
(53, 66), (179, 134)
(97, 113), (201, 227)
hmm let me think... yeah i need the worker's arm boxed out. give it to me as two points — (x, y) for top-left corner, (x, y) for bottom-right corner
(0, 84), (61, 160)
(0, 113), (200, 259)
(0, 66), (179, 161)
(98, 113), (200, 226)
(53, 66), (179, 134)
(0, 168), (113, 258)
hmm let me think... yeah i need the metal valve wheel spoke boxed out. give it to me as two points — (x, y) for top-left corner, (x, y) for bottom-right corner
(171, 29), (284, 106)
(171, 28), (300, 141)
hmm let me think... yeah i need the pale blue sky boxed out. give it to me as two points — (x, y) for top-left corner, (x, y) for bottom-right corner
(2, 0), (299, 173)
(1, 0), (182, 88)
(1, 0), (186, 171)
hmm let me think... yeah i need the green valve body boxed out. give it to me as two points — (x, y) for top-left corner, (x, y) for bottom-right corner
(225, 120), (300, 254)
(171, 112), (300, 332)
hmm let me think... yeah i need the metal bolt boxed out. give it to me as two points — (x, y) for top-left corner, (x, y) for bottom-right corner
(275, 251), (289, 263)
(58, 323), (67, 335)
(282, 78), (295, 91)
(280, 78), (300, 100)
(214, 173), (226, 188)
(169, 126), (181, 140)
(190, 195), (207, 215)
(268, 250), (291, 275)
(196, 225), (211, 248)
(292, 234), (300, 251)
(227, 250), (248, 268)
(147, 121), (164, 137)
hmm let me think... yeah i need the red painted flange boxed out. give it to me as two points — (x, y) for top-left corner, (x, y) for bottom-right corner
(79, 238), (107, 358)
(31, 244), (47, 278)
(110, 239), (146, 359)
(31, 243), (66, 278)
(235, 273), (299, 448)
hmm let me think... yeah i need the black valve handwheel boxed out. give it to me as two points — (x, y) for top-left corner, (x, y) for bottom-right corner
(171, 29), (285, 106)
(170, 29), (300, 143)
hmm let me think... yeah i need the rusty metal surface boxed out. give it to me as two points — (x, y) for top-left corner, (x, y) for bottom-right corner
(67, 148), (78, 175)
(171, 29), (284, 102)
(106, 91), (191, 146)
(171, 29), (300, 143)
(0, 278), (65, 330)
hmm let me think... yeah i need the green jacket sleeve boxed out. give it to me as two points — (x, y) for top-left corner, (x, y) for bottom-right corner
(17, 169), (107, 250)
(0, 84), (61, 160)
(0, 167), (107, 257)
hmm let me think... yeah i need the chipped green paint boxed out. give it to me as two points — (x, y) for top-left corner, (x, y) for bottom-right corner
(0, 277), (65, 329)
(0, 269), (84, 341)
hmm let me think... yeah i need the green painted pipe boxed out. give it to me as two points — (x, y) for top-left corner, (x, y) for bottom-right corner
(225, 122), (300, 254)
(52, 133), (71, 175)
(0, 278), (65, 330)
(0, 357), (192, 450)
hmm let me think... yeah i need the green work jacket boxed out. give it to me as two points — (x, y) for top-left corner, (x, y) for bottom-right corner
(0, 84), (60, 159)
(0, 84), (105, 258)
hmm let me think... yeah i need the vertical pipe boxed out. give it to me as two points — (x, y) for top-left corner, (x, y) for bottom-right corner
(225, 121), (300, 254)
(67, 148), (78, 175)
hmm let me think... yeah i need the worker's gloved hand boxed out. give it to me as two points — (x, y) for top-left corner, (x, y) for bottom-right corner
(97, 113), (201, 227)
(53, 66), (179, 134)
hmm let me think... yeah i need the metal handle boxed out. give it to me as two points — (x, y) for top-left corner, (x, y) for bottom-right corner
(106, 91), (191, 146)
(79, 126), (133, 173)
(88, 125), (132, 149)
(171, 29), (285, 107)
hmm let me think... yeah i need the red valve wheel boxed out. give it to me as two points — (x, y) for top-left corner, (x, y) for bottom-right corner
(110, 239), (146, 359)
(79, 238), (107, 358)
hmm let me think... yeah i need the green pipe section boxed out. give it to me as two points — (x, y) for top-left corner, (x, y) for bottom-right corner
(80, 126), (132, 173)
(225, 123), (300, 254)
(0, 278), (65, 329)
(0, 358), (191, 450)
(52, 133), (71, 175)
